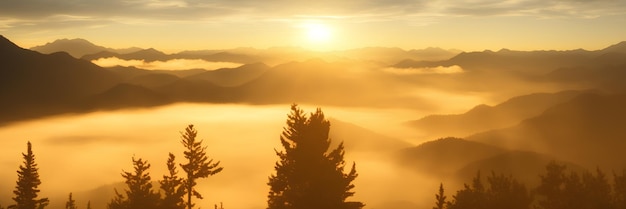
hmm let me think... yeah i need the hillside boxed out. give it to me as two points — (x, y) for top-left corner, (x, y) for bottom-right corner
(407, 90), (582, 139)
(467, 93), (626, 169)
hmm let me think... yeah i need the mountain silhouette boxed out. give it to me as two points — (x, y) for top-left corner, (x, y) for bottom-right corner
(121, 48), (170, 62)
(0, 35), (121, 124)
(84, 83), (172, 109)
(467, 92), (626, 169)
(30, 38), (141, 58)
(542, 52), (626, 92)
(186, 63), (270, 87)
(392, 49), (595, 75)
(396, 137), (505, 177)
(407, 90), (582, 139)
(328, 118), (411, 153)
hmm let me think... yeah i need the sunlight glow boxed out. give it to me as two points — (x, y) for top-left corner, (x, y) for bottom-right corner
(304, 23), (332, 43)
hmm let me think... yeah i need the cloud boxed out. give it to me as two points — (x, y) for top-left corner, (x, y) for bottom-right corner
(91, 57), (243, 70)
(2, 0), (624, 23)
(1, 0), (625, 34)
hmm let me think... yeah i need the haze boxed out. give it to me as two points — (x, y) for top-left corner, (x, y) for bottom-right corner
(2, 0), (626, 51)
(0, 104), (438, 209)
(2, 0), (626, 208)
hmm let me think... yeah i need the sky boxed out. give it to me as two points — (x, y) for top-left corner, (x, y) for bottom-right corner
(1, 0), (626, 52)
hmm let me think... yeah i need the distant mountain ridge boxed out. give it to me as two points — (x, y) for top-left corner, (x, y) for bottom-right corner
(407, 90), (583, 139)
(467, 92), (626, 169)
(392, 42), (626, 75)
(30, 38), (142, 58)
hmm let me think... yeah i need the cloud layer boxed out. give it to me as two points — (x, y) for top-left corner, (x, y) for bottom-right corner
(2, 0), (625, 28)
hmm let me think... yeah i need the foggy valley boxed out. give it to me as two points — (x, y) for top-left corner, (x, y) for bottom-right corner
(2, 34), (626, 209)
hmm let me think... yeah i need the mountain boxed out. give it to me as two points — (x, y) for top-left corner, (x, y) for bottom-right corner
(0, 35), (121, 124)
(30, 38), (141, 58)
(407, 90), (582, 139)
(120, 48), (170, 62)
(601, 41), (626, 54)
(396, 137), (506, 177)
(80, 48), (170, 62)
(328, 119), (411, 153)
(186, 63), (270, 87)
(467, 92), (626, 170)
(392, 49), (594, 75)
(336, 47), (461, 64)
(542, 52), (626, 92)
(85, 83), (172, 109)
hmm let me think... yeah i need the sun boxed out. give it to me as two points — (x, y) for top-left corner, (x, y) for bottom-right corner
(303, 23), (332, 44)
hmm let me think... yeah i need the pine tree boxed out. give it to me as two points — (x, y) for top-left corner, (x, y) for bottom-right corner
(65, 193), (77, 209)
(484, 172), (531, 209)
(267, 104), (364, 209)
(179, 125), (223, 209)
(535, 161), (567, 209)
(160, 153), (185, 209)
(108, 157), (160, 209)
(9, 141), (49, 209)
(433, 183), (446, 209)
(614, 170), (626, 209)
(447, 171), (486, 209)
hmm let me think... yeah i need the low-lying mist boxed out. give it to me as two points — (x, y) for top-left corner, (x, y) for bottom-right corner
(0, 103), (445, 209)
(92, 57), (243, 71)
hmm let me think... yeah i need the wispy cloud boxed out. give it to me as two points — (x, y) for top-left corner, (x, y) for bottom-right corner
(2, 0), (624, 26)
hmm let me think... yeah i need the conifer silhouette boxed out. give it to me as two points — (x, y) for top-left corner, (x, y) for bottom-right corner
(108, 157), (159, 209)
(267, 104), (363, 209)
(65, 193), (77, 209)
(9, 141), (49, 209)
(160, 153), (186, 209)
(179, 125), (223, 209)
(433, 183), (446, 209)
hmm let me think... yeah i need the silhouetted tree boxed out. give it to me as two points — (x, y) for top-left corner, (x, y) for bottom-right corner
(447, 171), (486, 209)
(108, 157), (160, 209)
(535, 162), (611, 209)
(160, 153), (185, 209)
(535, 161), (567, 209)
(9, 141), (49, 209)
(214, 202), (224, 209)
(86, 201), (91, 209)
(580, 168), (611, 209)
(267, 104), (364, 209)
(446, 171), (530, 209)
(433, 183), (446, 209)
(66, 193), (77, 209)
(484, 172), (531, 209)
(614, 169), (626, 209)
(179, 125), (223, 209)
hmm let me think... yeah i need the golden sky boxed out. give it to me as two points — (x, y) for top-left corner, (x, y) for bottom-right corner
(1, 0), (625, 52)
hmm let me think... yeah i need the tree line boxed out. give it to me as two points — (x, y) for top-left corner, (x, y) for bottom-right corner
(434, 162), (626, 209)
(1, 104), (363, 209)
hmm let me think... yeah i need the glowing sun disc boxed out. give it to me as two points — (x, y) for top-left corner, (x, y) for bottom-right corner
(304, 23), (332, 43)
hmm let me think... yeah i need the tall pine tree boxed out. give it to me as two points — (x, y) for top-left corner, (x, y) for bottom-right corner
(9, 141), (49, 209)
(65, 193), (77, 209)
(179, 125), (223, 209)
(267, 104), (364, 209)
(108, 157), (160, 209)
(160, 153), (185, 209)
(433, 183), (446, 209)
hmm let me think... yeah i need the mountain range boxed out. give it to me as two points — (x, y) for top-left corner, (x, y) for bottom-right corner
(31, 38), (461, 65)
(6, 35), (626, 191)
(30, 38), (142, 58)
